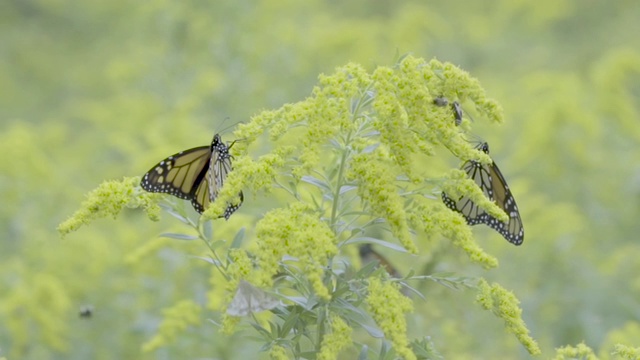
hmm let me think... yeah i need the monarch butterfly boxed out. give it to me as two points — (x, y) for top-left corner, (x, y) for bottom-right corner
(140, 133), (243, 219)
(441, 142), (524, 245)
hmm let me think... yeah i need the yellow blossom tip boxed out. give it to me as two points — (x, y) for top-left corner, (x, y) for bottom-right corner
(58, 177), (162, 236)
(477, 279), (540, 355)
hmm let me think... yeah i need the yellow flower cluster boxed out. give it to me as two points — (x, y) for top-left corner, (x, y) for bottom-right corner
(226, 248), (254, 288)
(552, 342), (598, 360)
(371, 57), (443, 181)
(269, 344), (289, 360)
(425, 59), (503, 125)
(318, 315), (353, 360)
(251, 203), (338, 300)
(612, 344), (640, 360)
(366, 278), (415, 360)
(476, 279), (541, 355)
(142, 300), (202, 353)
(0, 268), (71, 355)
(408, 197), (498, 268)
(348, 150), (417, 254)
(58, 177), (161, 236)
(219, 249), (254, 333)
(123, 237), (171, 265)
(206, 264), (228, 312)
(231, 63), (372, 180)
(56, 55), (524, 357)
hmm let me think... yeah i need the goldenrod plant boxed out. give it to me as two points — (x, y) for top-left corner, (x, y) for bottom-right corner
(4, 1), (640, 359)
(60, 55), (541, 359)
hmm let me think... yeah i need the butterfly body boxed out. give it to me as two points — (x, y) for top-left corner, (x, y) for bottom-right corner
(141, 134), (242, 219)
(442, 142), (524, 245)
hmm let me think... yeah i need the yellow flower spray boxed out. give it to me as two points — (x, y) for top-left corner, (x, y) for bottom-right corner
(60, 55), (537, 359)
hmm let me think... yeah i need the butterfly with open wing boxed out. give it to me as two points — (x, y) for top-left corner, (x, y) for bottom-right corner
(441, 142), (524, 245)
(140, 133), (243, 219)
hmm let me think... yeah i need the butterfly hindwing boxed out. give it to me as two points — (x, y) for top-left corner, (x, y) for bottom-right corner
(484, 161), (524, 245)
(191, 174), (211, 214)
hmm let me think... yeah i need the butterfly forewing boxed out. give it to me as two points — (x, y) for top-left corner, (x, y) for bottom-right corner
(140, 146), (211, 199)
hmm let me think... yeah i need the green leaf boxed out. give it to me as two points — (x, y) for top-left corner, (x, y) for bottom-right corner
(161, 204), (191, 225)
(411, 336), (444, 359)
(250, 322), (272, 339)
(410, 272), (478, 291)
(361, 143), (380, 153)
(358, 345), (370, 360)
(339, 185), (357, 194)
(202, 220), (213, 240)
(356, 260), (381, 278)
(280, 311), (299, 337)
(159, 232), (198, 241)
(361, 323), (384, 338)
(342, 237), (408, 252)
(230, 227), (246, 249)
(300, 175), (331, 192)
(191, 256), (221, 266)
(209, 239), (227, 250)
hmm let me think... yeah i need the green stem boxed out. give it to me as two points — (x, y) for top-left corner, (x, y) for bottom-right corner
(329, 141), (350, 230)
(195, 219), (229, 280)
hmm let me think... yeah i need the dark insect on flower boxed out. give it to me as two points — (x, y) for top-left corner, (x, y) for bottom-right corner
(451, 101), (463, 126)
(433, 96), (463, 126)
(441, 142), (524, 245)
(79, 305), (94, 318)
(433, 96), (449, 107)
(140, 133), (243, 219)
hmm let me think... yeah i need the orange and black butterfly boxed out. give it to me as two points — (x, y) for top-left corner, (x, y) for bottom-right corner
(441, 142), (524, 245)
(140, 133), (242, 219)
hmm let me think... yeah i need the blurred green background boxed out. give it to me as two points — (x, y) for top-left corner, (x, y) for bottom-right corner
(1, 0), (639, 359)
